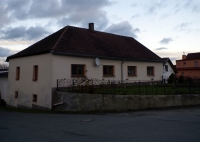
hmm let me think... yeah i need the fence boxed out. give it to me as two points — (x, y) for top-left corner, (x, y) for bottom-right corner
(57, 78), (200, 95)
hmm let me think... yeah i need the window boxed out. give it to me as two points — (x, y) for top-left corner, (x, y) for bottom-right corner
(183, 62), (186, 66)
(33, 65), (38, 81)
(71, 64), (85, 77)
(15, 91), (18, 99)
(16, 67), (20, 80)
(147, 66), (154, 76)
(165, 65), (168, 72)
(32, 94), (37, 102)
(128, 66), (137, 76)
(103, 65), (114, 76)
(195, 61), (198, 67)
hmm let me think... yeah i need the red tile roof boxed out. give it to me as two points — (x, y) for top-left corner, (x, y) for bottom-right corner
(6, 26), (162, 62)
(186, 52), (200, 60)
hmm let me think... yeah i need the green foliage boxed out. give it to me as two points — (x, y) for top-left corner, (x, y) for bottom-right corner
(168, 73), (175, 84)
(178, 75), (185, 83)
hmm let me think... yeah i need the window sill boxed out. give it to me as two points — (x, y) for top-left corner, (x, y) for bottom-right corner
(147, 75), (155, 76)
(103, 75), (115, 77)
(128, 75), (137, 77)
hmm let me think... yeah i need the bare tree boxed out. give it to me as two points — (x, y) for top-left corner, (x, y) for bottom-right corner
(0, 63), (9, 69)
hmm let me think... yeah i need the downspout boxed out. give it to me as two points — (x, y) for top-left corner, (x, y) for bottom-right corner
(121, 59), (125, 84)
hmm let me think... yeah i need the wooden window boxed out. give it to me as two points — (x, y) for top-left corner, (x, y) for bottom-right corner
(103, 65), (114, 76)
(147, 66), (154, 76)
(15, 91), (18, 99)
(183, 62), (186, 66)
(33, 65), (38, 81)
(195, 61), (198, 67)
(16, 67), (20, 80)
(128, 66), (137, 76)
(32, 94), (37, 102)
(71, 64), (85, 77)
(165, 65), (168, 72)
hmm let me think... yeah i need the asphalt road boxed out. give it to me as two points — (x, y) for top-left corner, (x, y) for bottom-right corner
(1, 107), (200, 142)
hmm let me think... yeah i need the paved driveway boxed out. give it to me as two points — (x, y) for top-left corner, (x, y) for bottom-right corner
(1, 107), (200, 142)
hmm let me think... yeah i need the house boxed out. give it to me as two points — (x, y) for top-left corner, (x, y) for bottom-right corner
(6, 23), (163, 110)
(162, 58), (177, 83)
(0, 69), (8, 105)
(176, 52), (200, 79)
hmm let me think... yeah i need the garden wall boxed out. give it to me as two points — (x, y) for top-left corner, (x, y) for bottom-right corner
(54, 91), (200, 112)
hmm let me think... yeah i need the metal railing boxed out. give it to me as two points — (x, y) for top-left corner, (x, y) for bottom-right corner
(57, 78), (200, 95)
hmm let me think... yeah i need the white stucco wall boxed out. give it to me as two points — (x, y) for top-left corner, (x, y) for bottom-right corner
(0, 76), (8, 102)
(163, 62), (175, 83)
(7, 53), (52, 109)
(52, 55), (163, 87)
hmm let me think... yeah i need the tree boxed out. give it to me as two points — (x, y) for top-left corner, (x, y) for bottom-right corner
(178, 75), (185, 83)
(0, 63), (9, 69)
(168, 73), (175, 84)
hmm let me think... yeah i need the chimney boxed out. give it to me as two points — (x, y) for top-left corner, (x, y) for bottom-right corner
(182, 52), (186, 59)
(88, 23), (94, 31)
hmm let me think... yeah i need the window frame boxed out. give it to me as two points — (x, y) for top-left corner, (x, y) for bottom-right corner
(33, 65), (38, 81)
(71, 64), (85, 77)
(147, 66), (154, 76)
(128, 66), (137, 76)
(103, 65), (115, 77)
(16, 67), (20, 80)
(195, 61), (198, 67)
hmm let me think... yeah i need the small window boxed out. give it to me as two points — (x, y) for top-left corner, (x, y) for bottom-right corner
(183, 62), (186, 66)
(103, 65), (114, 76)
(165, 65), (168, 72)
(128, 66), (137, 76)
(32, 94), (37, 102)
(33, 65), (38, 81)
(195, 61), (198, 67)
(15, 91), (18, 99)
(16, 67), (20, 80)
(147, 66), (154, 76)
(71, 64), (85, 77)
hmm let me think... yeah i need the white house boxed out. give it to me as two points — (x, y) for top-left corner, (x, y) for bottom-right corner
(0, 69), (8, 105)
(6, 23), (164, 110)
(162, 58), (177, 83)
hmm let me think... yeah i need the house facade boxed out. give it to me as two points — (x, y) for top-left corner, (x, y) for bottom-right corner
(176, 52), (200, 79)
(0, 69), (8, 103)
(162, 58), (177, 83)
(6, 23), (163, 110)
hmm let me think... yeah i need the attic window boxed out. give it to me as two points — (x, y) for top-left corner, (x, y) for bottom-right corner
(195, 61), (198, 67)
(183, 62), (186, 66)
(16, 67), (20, 80)
(33, 65), (38, 81)
(165, 65), (168, 72)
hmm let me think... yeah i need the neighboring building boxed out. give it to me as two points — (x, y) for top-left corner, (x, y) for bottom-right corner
(162, 58), (177, 83)
(0, 69), (8, 103)
(176, 52), (200, 78)
(6, 23), (163, 110)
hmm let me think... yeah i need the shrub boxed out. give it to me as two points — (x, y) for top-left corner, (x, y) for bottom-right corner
(168, 73), (175, 84)
(178, 75), (185, 83)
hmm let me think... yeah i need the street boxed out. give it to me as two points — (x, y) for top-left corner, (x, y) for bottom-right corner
(1, 107), (200, 142)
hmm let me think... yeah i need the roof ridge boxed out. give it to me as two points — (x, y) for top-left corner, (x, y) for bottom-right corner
(51, 26), (68, 50)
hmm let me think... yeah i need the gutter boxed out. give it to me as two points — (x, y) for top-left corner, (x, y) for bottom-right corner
(121, 59), (125, 84)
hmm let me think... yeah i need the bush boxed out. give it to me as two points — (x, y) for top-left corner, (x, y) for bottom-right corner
(186, 77), (193, 83)
(168, 73), (175, 84)
(178, 75), (185, 83)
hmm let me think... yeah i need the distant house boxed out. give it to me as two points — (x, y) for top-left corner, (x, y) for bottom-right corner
(0, 69), (8, 104)
(162, 58), (177, 83)
(6, 23), (163, 110)
(176, 52), (200, 79)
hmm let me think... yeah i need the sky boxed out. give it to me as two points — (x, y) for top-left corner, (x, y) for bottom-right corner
(0, 0), (200, 64)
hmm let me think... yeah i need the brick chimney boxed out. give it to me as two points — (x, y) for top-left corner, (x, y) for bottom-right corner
(182, 52), (186, 59)
(88, 23), (94, 31)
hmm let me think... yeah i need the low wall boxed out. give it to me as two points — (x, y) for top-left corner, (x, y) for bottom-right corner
(54, 91), (200, 112)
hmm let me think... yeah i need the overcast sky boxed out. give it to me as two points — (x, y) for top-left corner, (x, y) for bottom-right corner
(0, 0), (200, 64)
